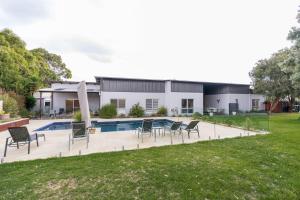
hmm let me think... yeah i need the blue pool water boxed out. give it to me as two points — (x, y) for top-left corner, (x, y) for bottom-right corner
(35, 119), (174, 132)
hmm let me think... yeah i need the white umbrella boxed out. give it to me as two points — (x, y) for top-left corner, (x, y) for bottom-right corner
(77, 81), (91, 127)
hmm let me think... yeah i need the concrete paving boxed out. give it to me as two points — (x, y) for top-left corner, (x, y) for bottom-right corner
(0, 117), (268, 163)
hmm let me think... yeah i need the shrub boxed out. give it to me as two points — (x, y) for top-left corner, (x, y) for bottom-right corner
(25, 96), (36, 110)
(0, 94), (19, 117)
(243, 117), (253, 131)
(19, 108), (32, 118)
(157, 106), (168, 116)
(99, 104), (117, 119)
(129, 103), (144, 117)
(192, 112), (202, 119)
(73, 111), (82, 122)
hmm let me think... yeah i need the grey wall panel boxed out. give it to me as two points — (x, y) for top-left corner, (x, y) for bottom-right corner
(228, 85), (250, 94)
(204, 85), (249, 94)
(102, 79), (165, 93)
(171, 82), (203, 93)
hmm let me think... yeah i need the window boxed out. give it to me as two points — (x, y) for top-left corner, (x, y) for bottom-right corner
(181, 99), (194, 114)
(252, 99), (259, 110)
(146, 99), (158, 112)
(110, 99), (126, 109)
(66, 99), (80, 113)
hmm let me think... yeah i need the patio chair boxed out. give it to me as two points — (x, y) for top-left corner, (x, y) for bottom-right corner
(183, 120), (200, 139)
(69, 122), (89, 150)
(137, 119), (153, 142)
(164, 121), (182, 135)
(164, 121), (183, 143)
(4, 127), (46, 157)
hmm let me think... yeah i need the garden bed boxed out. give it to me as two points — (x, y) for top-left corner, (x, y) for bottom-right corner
(0, 118), (29, 132)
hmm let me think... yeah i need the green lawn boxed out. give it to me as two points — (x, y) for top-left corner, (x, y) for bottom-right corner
(194, 113), (270, 131)
(0, 114), (299, 199)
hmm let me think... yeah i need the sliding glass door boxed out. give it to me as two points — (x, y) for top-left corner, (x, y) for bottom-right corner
(66, 99), (80, 113)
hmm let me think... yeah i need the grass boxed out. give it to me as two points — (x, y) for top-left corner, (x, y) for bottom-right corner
(195, 113), (270, 131)
(0, 113), (300, 199)
(0, 118), (19, 124)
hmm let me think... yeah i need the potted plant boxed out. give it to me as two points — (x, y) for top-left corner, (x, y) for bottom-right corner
(0, 110), (10, 120)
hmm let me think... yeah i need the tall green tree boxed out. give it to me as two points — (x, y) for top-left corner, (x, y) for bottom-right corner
(31, 48), (72, 85)
(249, 48), (296, 112)
(288, 8), (300, 92)
(0, 28), (72, 96)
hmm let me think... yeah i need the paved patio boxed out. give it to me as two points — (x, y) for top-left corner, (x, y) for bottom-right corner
(0, 117), (268, 163)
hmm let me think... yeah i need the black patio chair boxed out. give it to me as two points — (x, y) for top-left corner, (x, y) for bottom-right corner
(69, 122), (89, 150)
(164, 121), (182, 135)
(4, 127), (45, 157)
(137, 119), (153, 142)
(183, 120), (200, 139)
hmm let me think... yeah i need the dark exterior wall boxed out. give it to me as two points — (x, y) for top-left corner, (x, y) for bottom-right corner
(101, 79), (165, 93)
(171, 81), (203, 93)
(204, 85), (249, 94)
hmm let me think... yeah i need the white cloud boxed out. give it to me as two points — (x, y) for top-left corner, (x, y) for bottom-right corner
(0, 0), (51, 24)
(0, 0), (299, 83)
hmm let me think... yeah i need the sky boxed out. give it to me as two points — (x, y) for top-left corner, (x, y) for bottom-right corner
(0, 0), (299, 84)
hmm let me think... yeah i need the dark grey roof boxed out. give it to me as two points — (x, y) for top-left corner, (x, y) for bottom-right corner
(94, 76), (165, 82)
(95, 76), (250, 86)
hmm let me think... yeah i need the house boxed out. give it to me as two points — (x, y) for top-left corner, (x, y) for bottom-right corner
(34, 76), (265, 116)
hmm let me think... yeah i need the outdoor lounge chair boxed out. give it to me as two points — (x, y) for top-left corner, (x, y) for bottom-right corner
(4, 127), (46, 157)
(164, 121), (183, 143)
(183, 120), (200, 139)
(164, 121), (182, 135)
(69, 122), (89, 150)
(137, 119), (153, 142)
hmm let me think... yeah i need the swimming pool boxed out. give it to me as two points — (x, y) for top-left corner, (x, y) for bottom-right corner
(35, 119), (175, 132)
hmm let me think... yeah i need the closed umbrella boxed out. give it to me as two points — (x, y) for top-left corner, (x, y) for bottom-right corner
(77, 81), (91, 127)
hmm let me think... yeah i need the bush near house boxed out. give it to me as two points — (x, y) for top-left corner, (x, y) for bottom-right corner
(73, 111), (82, 122)
(18, 108), (32, 118)
(192, 112), (202, 119)
(25, 96), (36, 110)
(0, 93), (19, 117)
(129, 103), (144, 117)
(157, 106), (168, 116)
(99, 104), (117, 119)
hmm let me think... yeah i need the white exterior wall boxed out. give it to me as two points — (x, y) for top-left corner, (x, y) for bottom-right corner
(52, 93), (100, 113)
(164, 81), (203, 115)
(100, 91), (165, 115)
(165, 92), (203, 115)
(228, 94), (251, 112)
(101, 90), (203, 116)
(205, 94), (253, 114)
(87, 93), (100, 112)
(204, 94), (230, 113)
(32, 92), (51, 112)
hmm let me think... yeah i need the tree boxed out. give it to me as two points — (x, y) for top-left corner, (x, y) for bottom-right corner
(0, 28), (72, 96)
(288, 8), (300, 93)
(249, 48), (296, 112)
(31, 48), (72, 85)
